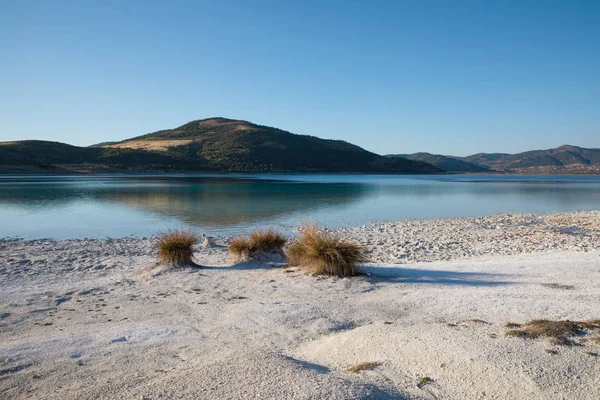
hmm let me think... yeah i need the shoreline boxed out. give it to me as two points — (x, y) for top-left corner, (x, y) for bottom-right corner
(2, 210), (598, 261)
(1, 211), (599, 399)
(2, 168), (600, 176)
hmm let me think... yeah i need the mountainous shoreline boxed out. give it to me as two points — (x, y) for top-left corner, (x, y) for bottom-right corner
(387, 144), (600, 174)
(0, 118), (440, 174)
(1, 117), (598, 174)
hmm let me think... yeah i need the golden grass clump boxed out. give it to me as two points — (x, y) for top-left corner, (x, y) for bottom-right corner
(229, 229), (287, 261)
(345, 361), (381, 373)
(503, 322), (522, 329)
(286, 225), (367, 277)
(504, 319), (600, 346)
(157, 229), (198, 266)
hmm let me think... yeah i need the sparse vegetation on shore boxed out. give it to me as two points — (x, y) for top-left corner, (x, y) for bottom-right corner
(345, 361), (382, 373)
(286, 225), (367, 276)
(157, 229), (198, 266)
(229, 229), (287, 261)
(504, 319), (600, 346)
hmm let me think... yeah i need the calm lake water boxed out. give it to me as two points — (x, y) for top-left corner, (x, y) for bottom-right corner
(0, 174), (599, 239)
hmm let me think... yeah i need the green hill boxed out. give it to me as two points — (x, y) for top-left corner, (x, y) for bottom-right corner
(0, 118), (442, 174)
(463, 145), (600, 171)
(387, 152), (488, 172)
(101, 117), (441, 173)
(387, 145), (600, 173)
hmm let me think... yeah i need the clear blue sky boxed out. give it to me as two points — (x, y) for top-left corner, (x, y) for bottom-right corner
(1, 0), (598, 156)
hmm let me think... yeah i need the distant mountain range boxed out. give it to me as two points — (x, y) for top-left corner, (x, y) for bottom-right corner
(387, 145), (600, 174)
(0, 118), (440, 174)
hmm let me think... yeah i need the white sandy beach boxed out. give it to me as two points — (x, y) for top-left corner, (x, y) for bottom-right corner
(1, 211), (599, 399)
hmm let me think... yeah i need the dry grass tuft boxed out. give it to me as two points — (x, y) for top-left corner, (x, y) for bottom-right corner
(505, 330), (529, 338)
(229, 229), (287, 261)
(504, 319), (600, 346)
(542, 283), (576, 290)
(345, 361), (381, 373)
(461, 319), (490, 325)
(286, 225), (367, 277)
(503, 322), (522, 329)
(228, 237), (251, 260)
(157, 229), (198, 266)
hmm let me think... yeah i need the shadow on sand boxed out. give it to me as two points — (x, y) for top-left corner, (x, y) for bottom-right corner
(199, 260), (288, 271)
(195, 260), (517, 287)
(362, 265), (517, 287)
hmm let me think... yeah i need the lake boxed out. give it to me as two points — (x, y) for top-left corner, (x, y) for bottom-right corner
(0, 174), (599, 239)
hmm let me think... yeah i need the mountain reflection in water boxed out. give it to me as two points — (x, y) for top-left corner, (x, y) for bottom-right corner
(0, 174), (599, 239)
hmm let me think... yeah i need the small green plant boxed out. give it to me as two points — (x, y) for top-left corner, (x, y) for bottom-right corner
(157, 229), (198, 266)
(417, 376), (433, 389)
(345, 361), (381, 373)
(286, 225), (367, 277)
(229, 228), (287, 261)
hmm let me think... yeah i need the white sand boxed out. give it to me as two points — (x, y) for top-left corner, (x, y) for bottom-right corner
(1, 211), (599, 399)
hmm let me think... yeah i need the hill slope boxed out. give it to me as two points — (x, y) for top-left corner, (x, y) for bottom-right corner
(0, 118), (442, 174)
(387, 152), (488, 172)
(463, 145), (600, 171)
(0, 140), (204, 172)
(100, 117), (441, 173)
(387, 145), (600, 173)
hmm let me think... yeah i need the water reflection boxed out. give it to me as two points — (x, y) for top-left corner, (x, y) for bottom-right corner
(99, 179), (372, 226)
(0, 174), (598, 239)
(0, 176), (372, 237)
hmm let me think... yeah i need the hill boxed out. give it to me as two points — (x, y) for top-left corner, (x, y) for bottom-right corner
(98, 117), (441, 173)
(387, 152), (488, 172)
(463, 145), (600, 172)
(386, 145), (600, 174)
(0, 141), (209, 174)
(461, 153), (510, 167)
(0, 118), (442, 174)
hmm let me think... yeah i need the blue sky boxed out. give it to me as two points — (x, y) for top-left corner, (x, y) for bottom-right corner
(1, 0), (598, 156)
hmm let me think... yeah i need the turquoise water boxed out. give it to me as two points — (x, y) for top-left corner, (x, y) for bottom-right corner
(0, 174), (599, 239)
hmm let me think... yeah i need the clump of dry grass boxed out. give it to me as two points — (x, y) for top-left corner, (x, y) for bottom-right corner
(286, 225), (367, 277)
(229, 229), (287, 261)
(345, 361), (381, 373)
(542, 283), (576, 290)
(503, 322), (522, 329)
(157, 229), (198, 266)
(461, 319), (490, 325)
(504, 319), (600, 346)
